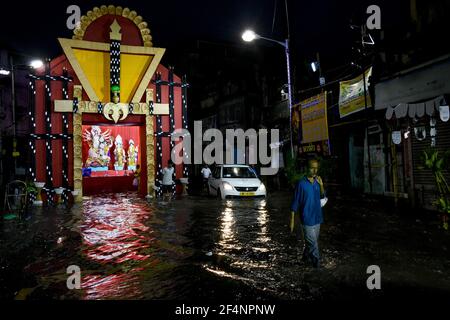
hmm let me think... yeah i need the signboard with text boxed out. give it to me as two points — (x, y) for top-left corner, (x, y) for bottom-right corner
(298, 140), (330, 156)
(339, 67), (372, 118)
(300, 92), (329, 144)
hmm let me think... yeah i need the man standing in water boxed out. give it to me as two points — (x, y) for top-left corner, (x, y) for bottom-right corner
(162, 160), (175, 200)
(200, 164), (212, 194)
(290, 158), (326, 269)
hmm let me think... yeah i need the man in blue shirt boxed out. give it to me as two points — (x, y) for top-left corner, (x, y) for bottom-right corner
(290, 159), (325, 269)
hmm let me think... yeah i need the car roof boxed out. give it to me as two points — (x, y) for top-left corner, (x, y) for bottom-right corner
(217, 164), (250, 168)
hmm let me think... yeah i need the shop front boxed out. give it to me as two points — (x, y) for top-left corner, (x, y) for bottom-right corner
(375, 55), (450, 209)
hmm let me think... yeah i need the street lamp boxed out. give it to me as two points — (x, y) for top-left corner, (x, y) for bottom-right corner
(0, 56), (44, 176)
(242, 29), (294, 156)
(310, 53), (325, 86)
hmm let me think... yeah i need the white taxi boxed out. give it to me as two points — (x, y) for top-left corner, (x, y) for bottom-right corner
(208, 165), (266, 199)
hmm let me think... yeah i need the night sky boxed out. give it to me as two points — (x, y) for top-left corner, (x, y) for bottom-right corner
(0, 0), (409, 65)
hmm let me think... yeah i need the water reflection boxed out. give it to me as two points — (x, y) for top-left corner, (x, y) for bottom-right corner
(82, 271), (141, 300)
(4, 193), (303, 300)
(80, 193), (153, 299)
(81, 194), (152, 264)
(256, 200), (271, 246)
(218, 203), (237, 251)
(209, 198), (273, 279)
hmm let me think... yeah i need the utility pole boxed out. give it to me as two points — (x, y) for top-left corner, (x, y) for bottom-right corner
(361, 25), (373, 194)
(10, 55), (17, 178)
(284, 0), (294, 156)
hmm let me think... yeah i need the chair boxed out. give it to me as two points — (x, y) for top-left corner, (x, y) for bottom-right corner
(3, 180), (28, 217)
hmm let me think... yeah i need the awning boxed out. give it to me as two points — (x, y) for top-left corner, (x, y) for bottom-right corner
(385, 95), (446, 120)
(375, 55), (450, 110)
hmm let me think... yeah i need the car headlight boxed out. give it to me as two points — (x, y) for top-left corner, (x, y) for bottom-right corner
(223, 182), (234, 191)
(259, 183), (266, 192)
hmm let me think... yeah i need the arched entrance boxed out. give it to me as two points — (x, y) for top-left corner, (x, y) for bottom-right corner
(29, 5), (188, 203)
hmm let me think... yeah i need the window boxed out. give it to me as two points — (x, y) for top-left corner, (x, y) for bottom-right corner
(222, 167), (257, 179)
(213, 167), (221, 179)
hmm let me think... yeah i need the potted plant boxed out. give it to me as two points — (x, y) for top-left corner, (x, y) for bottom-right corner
(25, 180), (38, 207)
(421, 148), (450, 230)
(284, 154), (304, 188)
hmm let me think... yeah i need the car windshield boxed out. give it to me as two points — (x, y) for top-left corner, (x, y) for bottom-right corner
(222, 167), (257, 179)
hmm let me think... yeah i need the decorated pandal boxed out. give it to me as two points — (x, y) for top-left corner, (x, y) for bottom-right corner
(28, 5), (189, 204)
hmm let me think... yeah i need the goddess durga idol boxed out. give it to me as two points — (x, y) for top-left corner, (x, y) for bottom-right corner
(83, 126), (113, 171)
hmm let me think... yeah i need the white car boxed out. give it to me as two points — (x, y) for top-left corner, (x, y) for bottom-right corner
(208, 165), (266, 199)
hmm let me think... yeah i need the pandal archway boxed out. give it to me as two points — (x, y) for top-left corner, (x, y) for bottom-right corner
(29, 5), (189, 204)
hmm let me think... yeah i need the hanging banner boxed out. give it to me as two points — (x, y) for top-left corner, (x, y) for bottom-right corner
(392, 131), (401, 145)
(300, 92), (329, 144)
(414, 126), (426, 141)
(292, 103), (302, 145)
(440, 105), (449, 122)
(339, 67), (372, 118)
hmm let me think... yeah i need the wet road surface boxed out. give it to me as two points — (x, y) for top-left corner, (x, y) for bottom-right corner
(1, 191), (450, 300)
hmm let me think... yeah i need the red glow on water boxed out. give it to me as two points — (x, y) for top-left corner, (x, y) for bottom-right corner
(81, 195), (153, 264)
(77, 194), (155, 299)
(81, 272), (142, 300)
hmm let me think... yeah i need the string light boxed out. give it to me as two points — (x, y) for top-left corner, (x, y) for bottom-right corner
(181, 75), (189, 178)
(73, 98), (79, 113)
(97, 102), (103, 113)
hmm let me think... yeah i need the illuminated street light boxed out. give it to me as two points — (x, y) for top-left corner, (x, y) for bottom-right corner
(241, 29), (294, 156)
(29, 59), (44, 69)
(242, 30), (257, 42)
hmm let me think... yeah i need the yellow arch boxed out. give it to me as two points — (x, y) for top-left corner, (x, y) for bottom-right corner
(72, 5), (153, 47)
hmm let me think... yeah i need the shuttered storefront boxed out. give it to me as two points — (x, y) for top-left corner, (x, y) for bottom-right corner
(412, 119), (450, 209)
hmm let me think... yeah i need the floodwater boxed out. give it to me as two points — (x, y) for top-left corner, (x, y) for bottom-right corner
(1, 191), (450, 300)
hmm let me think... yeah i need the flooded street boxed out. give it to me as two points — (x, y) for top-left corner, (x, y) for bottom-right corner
(1, 192), (450, 301)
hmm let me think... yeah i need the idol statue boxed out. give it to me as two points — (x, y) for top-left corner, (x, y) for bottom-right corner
(127, 139), (138, 170)
(83, 125), (112, 170)
(114, 134), (126, 170)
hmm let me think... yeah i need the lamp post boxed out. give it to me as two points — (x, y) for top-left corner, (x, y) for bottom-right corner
(0, 56), (43, 177)
(242, 30), (294, 156)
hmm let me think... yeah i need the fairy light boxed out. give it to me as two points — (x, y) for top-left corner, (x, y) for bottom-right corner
(110, 39), (121, 102)
(27, 67), (73, 193)
(28, 77), (38, 182)
(168, 68), (177, 197)
(181, 75), (190, 178)
(149, 99), (154, 116)
(97, 102), (103, 113)
(73, 97), (79, 113)
(43, 60), (55, 206)
(155, 72), (163, 198)
(128, 103), (134, 114)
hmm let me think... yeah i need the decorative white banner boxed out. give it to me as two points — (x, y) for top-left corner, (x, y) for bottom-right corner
(439, 105), (449, 122)
(392, 131), (401, 145)
(414, 127), (426, 141)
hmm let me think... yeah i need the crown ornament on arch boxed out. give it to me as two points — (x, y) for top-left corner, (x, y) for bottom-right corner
(58, 12), (167, 121)
(73, 5), (153, 47)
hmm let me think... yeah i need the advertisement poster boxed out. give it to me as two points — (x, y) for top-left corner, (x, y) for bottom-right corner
(339, 67), (372, 118)
(300, 92), (329, 144)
